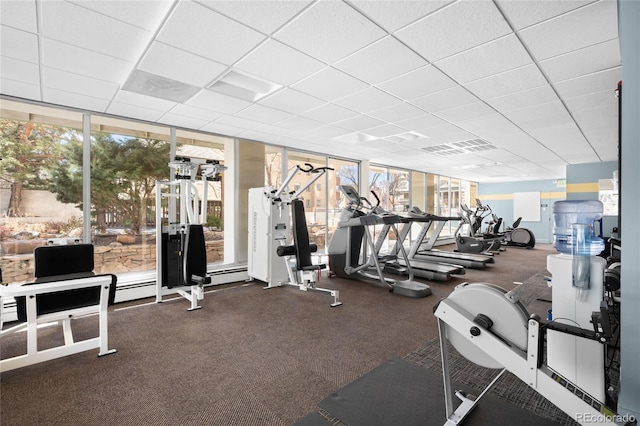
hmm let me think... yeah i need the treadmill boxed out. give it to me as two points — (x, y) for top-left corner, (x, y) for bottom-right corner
(328, 186), (432, 298)
(375, 213), (466, 282)
(402, 207), (494, 269)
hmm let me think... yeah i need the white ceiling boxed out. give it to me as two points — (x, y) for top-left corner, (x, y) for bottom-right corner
(0, 0), (621, 183)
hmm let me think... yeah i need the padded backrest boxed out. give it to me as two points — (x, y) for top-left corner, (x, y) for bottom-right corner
(184, 224), (206, 285)
(34, 244), (94, 278)
(291, 199), (313, 269)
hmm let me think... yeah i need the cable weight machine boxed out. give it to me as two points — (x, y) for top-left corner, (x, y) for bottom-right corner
(248, 163), (341, 306)
(155, 157), (226, 310)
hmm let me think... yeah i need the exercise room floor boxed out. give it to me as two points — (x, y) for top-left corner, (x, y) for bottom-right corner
(1, 243), (579, 425)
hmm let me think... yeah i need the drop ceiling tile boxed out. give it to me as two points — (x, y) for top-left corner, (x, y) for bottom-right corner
(187, 90), (252, 115)
(365, 124), (409, 138)
(335, 36), (425, 84)
(1, 26), (38, 63)
(215, 115), (263, 130)
(291, 67), (370, 102)
(486, 85), (558, 112)
(464, 64), (547, 100)
(436, 35), (532, 83)
(107, 102), (166, 122)
(234, 104), (293, 124)
(395, 137), (441, 149)
(200, 121), (245, 136)
(519, 0), (618, 61)
(0, 56), (40, 85)
(368, 102), (426, 123)
(42, 67), (119, 100)
(394, 114), (449, 132)
(277, 115), (324, 131)
(157, 1), (265, 65)
(333, 87), (402, 113)
(564, 88), (617, 113)
(539, 39), (620, 83)
(362, 139), (404, 151)
(553, 67), (621, 99)
(457, 113), (514, 135)
(504, 101), (573, 130)
(235, 39), (325, 86)
(330, 132), (370, 145)
(437, 102), (495, 122)
(273, 1), (386, 63)
(198, 0), (311, 35)
(333, 114), (386, 132)
(300, 103), (359, 123)
(0, 0), (37, 32)
(42, 87), (110, 112)
(68, 0), (173, 31)
(496, 0), (595, 30)
(113, 90), (177, 111)
(158, 113), (211, 130)
(40, 1), (151, 62)
(0, 78), (41, 100)
(378, 65), (456, 100)
(529, 123), (588, 149)
(350, 0), (452, 32)
(139, 42), (228, 87)
(41, 38), (132, 83)
(411, 86), (479, 113)
(308, 125), (352, 139)
(258, 88), (325, 114)
(170, 103), (224, 122)
(396, 1), (511, 62)
(420, 124), (477, 143)
(251, 123), (294, 136)
(573, 104), (617, 131)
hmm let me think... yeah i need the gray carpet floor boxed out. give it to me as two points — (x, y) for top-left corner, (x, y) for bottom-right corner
(1, 243), (586, 425)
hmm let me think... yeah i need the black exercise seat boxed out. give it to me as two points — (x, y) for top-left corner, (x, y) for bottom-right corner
(291, 199), (325, 273)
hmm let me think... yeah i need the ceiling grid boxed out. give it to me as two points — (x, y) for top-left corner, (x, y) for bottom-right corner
(0, 0), (621, 182)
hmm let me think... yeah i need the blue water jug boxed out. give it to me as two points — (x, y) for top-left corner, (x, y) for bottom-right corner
(552, 200), (605, 255)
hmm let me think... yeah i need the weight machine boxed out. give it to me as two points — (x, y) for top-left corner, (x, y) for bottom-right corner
(155, 157), (226, 310)
(248, 163), (341, 306)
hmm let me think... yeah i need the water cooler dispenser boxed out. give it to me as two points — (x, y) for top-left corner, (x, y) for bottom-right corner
(547, 200), (606, 402)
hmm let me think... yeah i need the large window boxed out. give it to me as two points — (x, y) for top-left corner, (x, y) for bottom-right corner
(88, 115), (170, 276)
(389, 168), (410, 213)
(0, 101), (84, 284)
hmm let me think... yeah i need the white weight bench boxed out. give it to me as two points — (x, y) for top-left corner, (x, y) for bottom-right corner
(1, 275), (117, 372)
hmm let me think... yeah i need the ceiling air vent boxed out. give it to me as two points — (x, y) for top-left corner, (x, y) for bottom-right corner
(122, 70), (200, 103)
(421, 139), (496, 156)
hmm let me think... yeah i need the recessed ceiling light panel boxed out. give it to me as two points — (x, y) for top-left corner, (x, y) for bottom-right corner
(207, 70), (281, 102)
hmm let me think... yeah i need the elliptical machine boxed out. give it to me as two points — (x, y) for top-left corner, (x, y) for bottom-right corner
(486, 213), (536, 249)
(504, 217), (536, 248)
(455, 203), (503, 254)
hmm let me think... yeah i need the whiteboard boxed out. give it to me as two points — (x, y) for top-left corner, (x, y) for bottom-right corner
(513, 191), (541, 222)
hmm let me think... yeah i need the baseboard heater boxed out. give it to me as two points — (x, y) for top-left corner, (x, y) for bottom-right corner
(1, 266), (249, 323)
